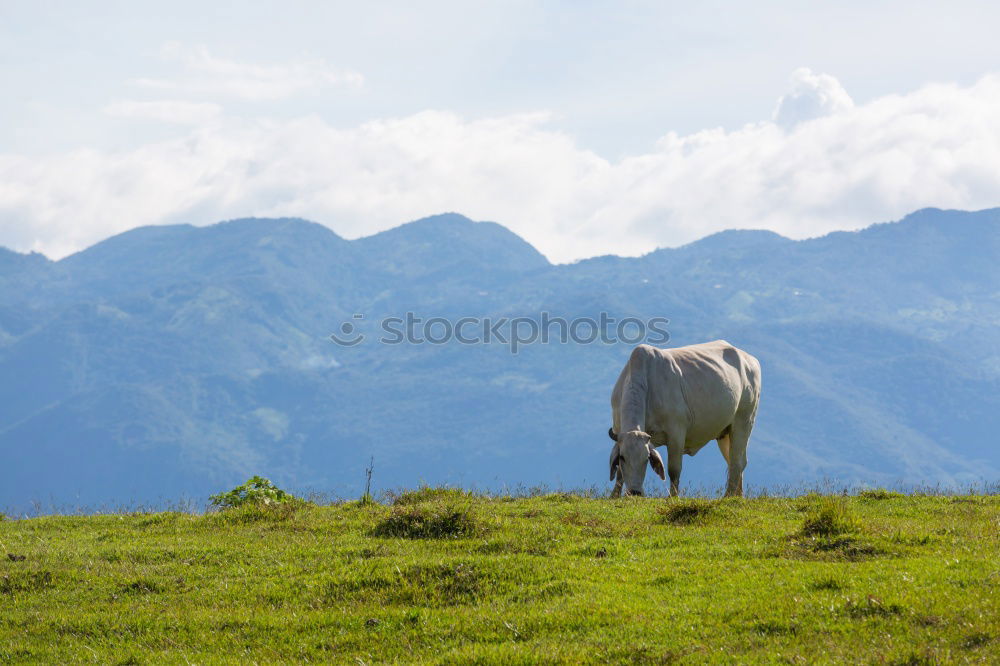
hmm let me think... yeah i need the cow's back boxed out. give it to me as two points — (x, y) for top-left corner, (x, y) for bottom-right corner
(655, 340), (757, 445)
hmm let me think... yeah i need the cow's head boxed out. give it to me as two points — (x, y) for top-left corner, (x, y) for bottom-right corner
(608, 429), (665, 496)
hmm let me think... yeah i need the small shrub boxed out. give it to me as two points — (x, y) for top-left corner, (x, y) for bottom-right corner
(373, 504), (481, 538)
(209, 476), (303, 510)
(801, 498), (860, 537)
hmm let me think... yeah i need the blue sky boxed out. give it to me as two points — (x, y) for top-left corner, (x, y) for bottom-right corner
(3, 1), (1000, 261)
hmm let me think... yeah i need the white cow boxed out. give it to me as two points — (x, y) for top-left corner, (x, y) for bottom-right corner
(608, 340), (761, 497)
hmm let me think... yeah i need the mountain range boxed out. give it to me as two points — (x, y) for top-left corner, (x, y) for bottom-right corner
(2, 208), (999, 511)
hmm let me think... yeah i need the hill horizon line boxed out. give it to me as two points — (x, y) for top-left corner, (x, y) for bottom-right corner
(6, 205), (999, 266)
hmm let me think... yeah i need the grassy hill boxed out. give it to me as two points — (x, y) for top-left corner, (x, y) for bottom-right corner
(1, 490), (998, 664)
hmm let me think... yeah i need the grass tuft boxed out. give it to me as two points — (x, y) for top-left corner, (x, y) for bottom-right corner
(389, 486), (472, 506)
(858, 488), (905, 500)
(801, 498), (861, 537)
(211, 500), (307, 525)
(809, 576), (844, 591)
(116, 579), (163, 596)
(752, 620), (798, 636)
(844, 595), (904, 619)
(656, 499), (715, 525)
(960, 632), (992, 649)
(373, 503), (481, 538)
(322, 562), (488, 607)
(1, 570), (55, 594)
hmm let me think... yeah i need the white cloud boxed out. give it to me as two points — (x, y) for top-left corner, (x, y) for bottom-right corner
(104, 99), (223, 125)
(134, 42), (364, 100)
(773, 67), (855, 128)
(3, 72), (1000, 262)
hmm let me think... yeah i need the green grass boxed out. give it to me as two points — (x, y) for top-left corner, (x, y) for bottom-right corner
(1, 492), (998, 664)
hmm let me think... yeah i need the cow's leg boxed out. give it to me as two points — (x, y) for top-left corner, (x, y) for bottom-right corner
(611, 468), (624, 498)
(666, 443), (684, 497)
(717, 432), (731, 466)
(724, 421), (750, 497)
(661, 425), (687, 497)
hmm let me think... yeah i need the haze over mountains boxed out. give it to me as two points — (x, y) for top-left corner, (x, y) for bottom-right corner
(2, 208), (999, 511)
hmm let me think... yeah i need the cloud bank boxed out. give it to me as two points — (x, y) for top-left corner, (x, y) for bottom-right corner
(104, 99), (223, 125)
(134, 42), (364, 100)
(3, 69), (1000, 262)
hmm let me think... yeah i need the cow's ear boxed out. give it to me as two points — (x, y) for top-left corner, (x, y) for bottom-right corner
(609, 443), (621, 482)
(648, 446), (665, 480)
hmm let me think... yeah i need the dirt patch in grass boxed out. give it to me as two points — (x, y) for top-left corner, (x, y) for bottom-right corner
(373, 504), (481, 539)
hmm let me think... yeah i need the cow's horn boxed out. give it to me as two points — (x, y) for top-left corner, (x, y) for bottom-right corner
(608, 427), (618, 442)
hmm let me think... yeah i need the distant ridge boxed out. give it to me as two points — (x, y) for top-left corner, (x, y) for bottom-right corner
(355, 212), (549, 278)
(1, 206), (999, 510)
(4, 206), (999, 266)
